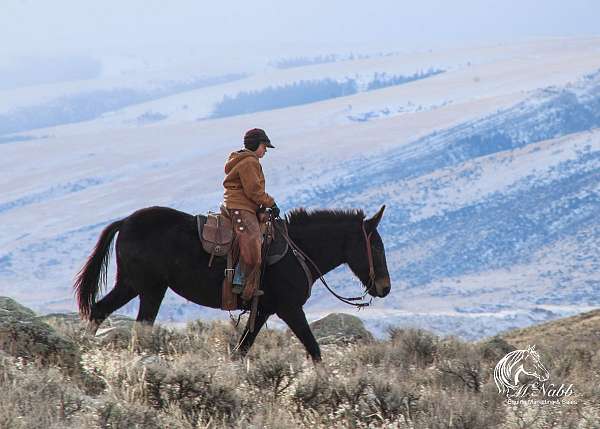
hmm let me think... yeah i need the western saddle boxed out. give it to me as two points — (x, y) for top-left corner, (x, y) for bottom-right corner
(196, 205), (288, 311)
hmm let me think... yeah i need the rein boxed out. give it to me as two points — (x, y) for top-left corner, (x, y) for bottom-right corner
(275, 219), (375, 308)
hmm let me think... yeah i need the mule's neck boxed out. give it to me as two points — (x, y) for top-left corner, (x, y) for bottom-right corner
(288, 220), (349, 276)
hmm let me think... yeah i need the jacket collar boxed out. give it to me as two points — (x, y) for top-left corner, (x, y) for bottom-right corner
(238, 148), (258, 158)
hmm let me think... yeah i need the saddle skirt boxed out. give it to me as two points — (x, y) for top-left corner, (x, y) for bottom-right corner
(196, 213), (288, 266)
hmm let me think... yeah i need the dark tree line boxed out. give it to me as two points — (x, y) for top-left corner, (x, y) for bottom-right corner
(210, 79), (358, 118)
(367, 69), (445, 91)
(210, 69), (446, 118)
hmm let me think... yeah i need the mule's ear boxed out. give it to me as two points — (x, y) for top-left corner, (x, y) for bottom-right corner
(365, 205), (386, 232)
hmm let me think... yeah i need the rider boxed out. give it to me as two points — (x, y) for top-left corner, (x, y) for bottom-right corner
(222, 128), (280, 301)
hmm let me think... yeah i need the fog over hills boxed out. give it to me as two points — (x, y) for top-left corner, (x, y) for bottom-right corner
(1, 38), (599, 339)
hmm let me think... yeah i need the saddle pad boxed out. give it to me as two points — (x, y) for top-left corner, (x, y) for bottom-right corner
(265, 218), (289, 265)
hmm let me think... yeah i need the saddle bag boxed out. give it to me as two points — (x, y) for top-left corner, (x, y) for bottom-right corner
(200, 212), (233, 257)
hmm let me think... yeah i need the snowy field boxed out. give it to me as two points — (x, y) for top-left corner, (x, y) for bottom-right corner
(1, 37), (599, 339)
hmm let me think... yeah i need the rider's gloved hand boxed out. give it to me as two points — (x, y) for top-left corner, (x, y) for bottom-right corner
(270, 202), (281, 218)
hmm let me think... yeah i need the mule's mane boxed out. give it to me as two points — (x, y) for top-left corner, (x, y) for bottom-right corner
(286, 208), (366, 227)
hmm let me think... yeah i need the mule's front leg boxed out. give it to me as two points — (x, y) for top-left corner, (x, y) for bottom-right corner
(277, 307), (321, 362)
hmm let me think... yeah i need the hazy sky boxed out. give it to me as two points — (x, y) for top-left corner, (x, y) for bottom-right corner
(2, 0), (599, 75)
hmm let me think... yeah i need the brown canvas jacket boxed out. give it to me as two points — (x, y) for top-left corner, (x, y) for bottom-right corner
(222, 149), (275, 212)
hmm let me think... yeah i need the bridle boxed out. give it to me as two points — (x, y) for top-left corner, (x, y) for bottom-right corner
(275, 218), (377, 308)
(362, 220), (377, 294)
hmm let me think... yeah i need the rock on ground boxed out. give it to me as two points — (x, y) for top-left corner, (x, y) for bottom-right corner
(0, 296), (80, 368)
(309, 313), (374, 345)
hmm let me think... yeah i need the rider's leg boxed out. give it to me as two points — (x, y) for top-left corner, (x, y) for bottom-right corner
(232, 210), (262, 301)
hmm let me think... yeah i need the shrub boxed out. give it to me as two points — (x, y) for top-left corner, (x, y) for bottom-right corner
(293, 373), (337, 410)
(245, 348), (303, 398)
(478, 336), (515, 363)
(143, 354), (241, 424)
(366, 374), (419, 423)
(239, 404), (301, 429)
(436, 344), (483, 393)
(331, 371), (370, 406)
(388, 327), (438, 367)
(416, 389), (505, 429)
(349, 341), (390, 368)
(95, 400), (163, 429)
(438, 358), (482, 392)
(0, 354), (86, 429)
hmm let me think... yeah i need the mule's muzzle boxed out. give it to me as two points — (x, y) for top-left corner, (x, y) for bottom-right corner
(374, 276), (391, 297)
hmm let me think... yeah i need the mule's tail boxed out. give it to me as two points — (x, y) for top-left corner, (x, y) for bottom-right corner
(74, 219), (123, 319)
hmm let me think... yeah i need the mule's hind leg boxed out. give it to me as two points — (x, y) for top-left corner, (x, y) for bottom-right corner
(88, 282), (138, 335)
(136, 286), (167, 325)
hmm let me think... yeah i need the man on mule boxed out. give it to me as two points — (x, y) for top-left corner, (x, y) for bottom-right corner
(222, 128), (280, 302)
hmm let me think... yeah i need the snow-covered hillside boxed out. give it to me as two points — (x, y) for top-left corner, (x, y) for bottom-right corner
(5, 37), (600, 138)
(1, 37), (599, 339)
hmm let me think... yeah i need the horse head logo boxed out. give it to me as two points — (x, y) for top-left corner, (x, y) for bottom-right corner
(493, 345), (550, 397)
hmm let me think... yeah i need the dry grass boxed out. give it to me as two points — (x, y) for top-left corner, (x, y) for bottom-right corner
(0, 315), (598, 428)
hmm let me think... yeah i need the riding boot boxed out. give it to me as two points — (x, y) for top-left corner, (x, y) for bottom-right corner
(232, 261), (245, 294)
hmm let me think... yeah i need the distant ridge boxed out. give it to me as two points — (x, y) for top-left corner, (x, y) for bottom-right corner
(499, 308), (600, 349)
